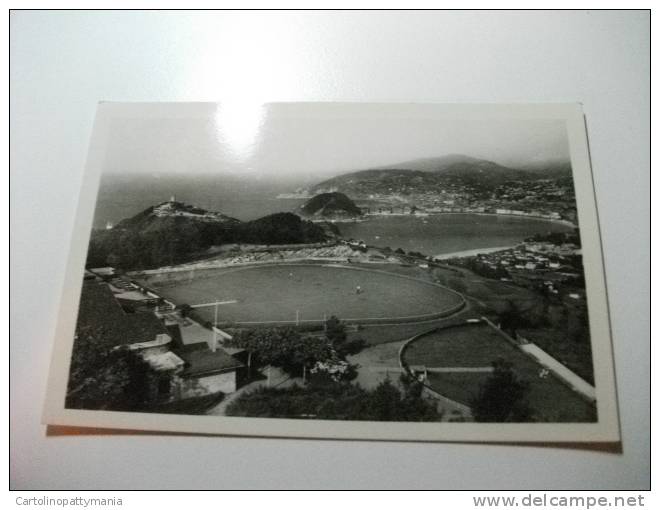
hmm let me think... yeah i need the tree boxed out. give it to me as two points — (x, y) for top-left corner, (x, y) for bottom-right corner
(225, 327), (335, 381)
(325, 315), (346, 346)
(286, 334), (334, 383)
(324, 315), (365, 357)
(470, 359), (533, 422)
(367, 378), (406, 421)
(66, 333), (165, 411)
(225, 327), (300, 379)
(498, 300), (523, 338)
(566, 307), (589, 344)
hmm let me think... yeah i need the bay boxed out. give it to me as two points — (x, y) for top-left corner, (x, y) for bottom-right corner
(337, 214), (574, 257)
(93, 174), (574, 257)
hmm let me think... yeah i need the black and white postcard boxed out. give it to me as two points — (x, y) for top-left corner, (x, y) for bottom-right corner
(43, 103), (619, 443)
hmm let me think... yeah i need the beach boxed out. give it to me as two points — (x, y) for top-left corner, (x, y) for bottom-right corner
(433, 246), (514, 260)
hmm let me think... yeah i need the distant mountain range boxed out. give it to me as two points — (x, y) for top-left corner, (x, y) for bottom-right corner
(311, 154), (571, 195)
(87, 200), (332, 270)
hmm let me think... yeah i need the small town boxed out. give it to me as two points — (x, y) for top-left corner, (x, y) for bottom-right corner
(445, 236), (585, 297)
(315, 174), (578, 224)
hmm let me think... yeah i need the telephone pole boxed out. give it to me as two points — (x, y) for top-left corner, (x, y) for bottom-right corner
(212, 299), (219, 352)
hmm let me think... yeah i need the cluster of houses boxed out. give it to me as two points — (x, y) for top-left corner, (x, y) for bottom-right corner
(492, 178), (573, 202)
(361, 201), (566, 225)
(359, 177), (577, 223)
(79, 267), (245, 405)
(461, 242), (584, 298)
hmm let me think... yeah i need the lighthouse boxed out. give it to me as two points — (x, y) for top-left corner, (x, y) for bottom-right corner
(169, 194), (176, 203)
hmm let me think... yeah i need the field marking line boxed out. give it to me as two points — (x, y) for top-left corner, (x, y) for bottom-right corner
(367, 367), (405, 373)
(424, 367), (494, 373)
(227, 305), (465, 325)
(191, 300), (238, 308)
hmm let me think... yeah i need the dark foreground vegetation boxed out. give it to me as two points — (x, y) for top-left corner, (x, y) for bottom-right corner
(226, 376), (441, 421)
(224, 317), (440, 421)
(470, 359), (533, 422)
(66, 333), (168, 412)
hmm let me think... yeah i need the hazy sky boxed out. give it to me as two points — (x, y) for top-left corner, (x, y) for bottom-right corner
(103, 104), (570, 184)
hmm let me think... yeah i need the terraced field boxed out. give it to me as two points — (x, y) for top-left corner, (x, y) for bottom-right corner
(402, 323), (596, 422)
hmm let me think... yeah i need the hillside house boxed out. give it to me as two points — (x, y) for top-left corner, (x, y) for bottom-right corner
(73, 281), (243, 405)
(176, 344), (244, 395)
(74, 281), (184, 401)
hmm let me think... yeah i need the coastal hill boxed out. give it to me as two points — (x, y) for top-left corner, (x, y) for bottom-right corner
(298, 192), (363, 219)
(115, 199), (240, 230)
(310, 154), (567, 195)
(86, 200), (331, 270)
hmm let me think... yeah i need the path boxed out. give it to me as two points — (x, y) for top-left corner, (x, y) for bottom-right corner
(347, 340), (408, 390)
(346, 293), (480, 390)
(520, 344), (596, 401)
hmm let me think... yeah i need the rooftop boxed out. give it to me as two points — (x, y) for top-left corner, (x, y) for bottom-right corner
(76, 281), (169, 348)
(176, 343), (244, 377)
(141, 350), (185, 372)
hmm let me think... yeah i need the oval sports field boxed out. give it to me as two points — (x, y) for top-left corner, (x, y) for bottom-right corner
(146, 264), (465, 326)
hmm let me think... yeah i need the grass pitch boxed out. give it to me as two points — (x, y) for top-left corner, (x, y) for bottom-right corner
(402, 323), (596, 422)
(146, 263), (464, 326)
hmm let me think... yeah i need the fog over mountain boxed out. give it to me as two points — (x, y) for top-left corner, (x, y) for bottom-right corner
(101, 104), (571, 182)
(373, 154), (571, 174)
(310, 154), (571, 196)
